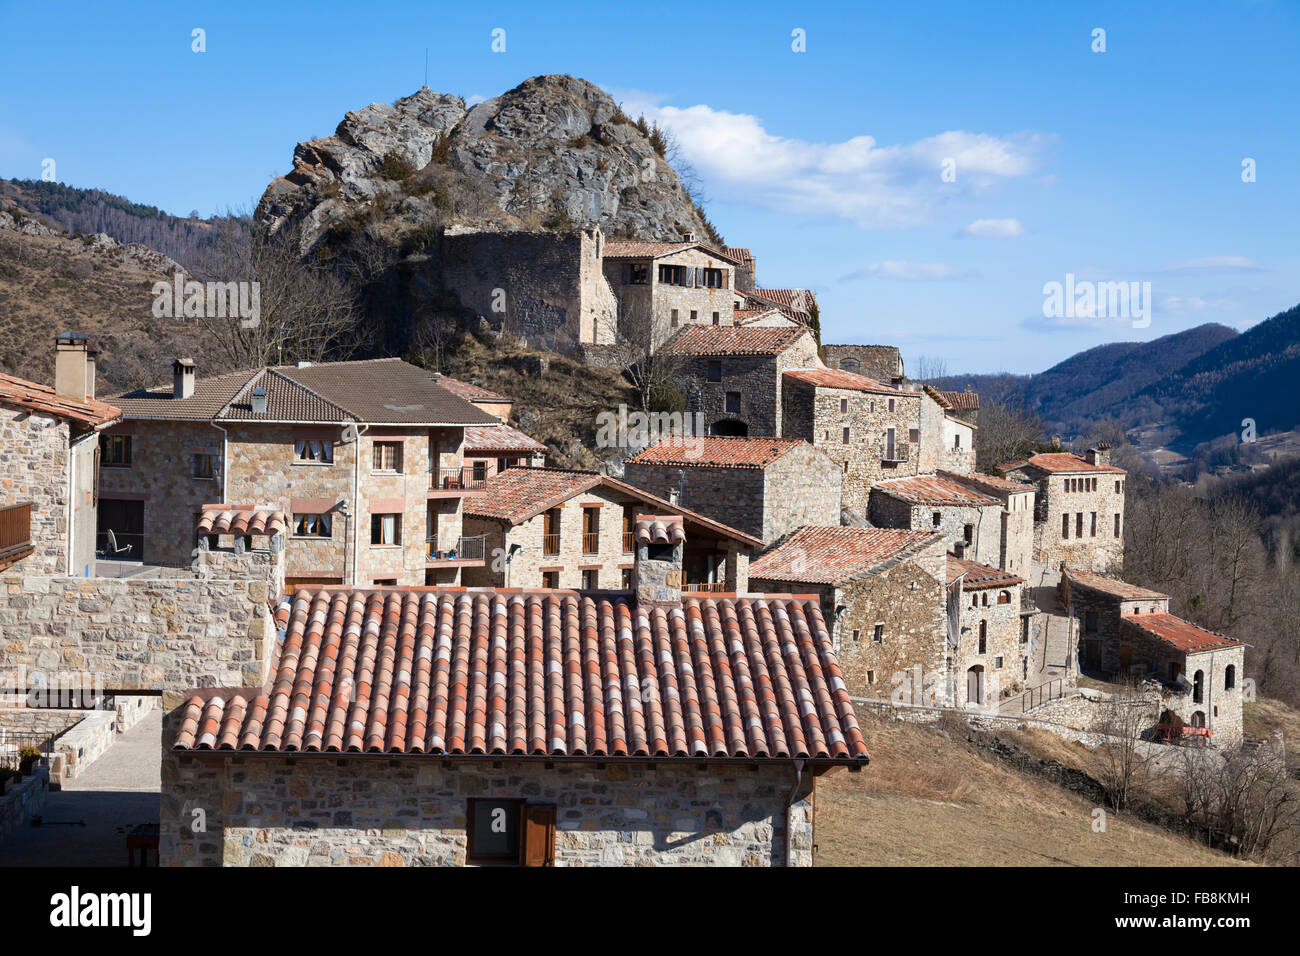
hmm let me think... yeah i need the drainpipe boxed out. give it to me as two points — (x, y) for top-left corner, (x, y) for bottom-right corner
(784, 758), (807, 867)
(350, 424), (369, 586)
(210, 422), (230, 499)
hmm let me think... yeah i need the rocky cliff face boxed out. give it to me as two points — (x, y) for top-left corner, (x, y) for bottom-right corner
(256, 74), (716, 252)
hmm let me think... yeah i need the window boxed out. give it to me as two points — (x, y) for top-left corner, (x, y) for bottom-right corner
(706, 361), (722, 383)
(954, 434), (962, 451)
(908, 428), (919, 444)
(994, 656), (1004, 669)
(963, 524), (973, 545)
(981, 592), (988, 606)
(371, 513), (401, 546)
(294, 513), (332, 538)
(711, 311), (720, 325)
(582, 506), (599, 554)
(725, 391), (741, 415)
(373, 441), (402, 473)
(542, 570), (559, 589)
(472, 460), (488, 483)
(1114, 513), (1121, 537)
(622, 506), (636, 553)
(851, 628), (861, 644)
(842, 427), (850, 444)
(1193, 670), (1204, 704)
(1084, 611), (1098, 634)
(466, 798), (524, 864)
(971, 594), (978, 608)
(670, 308), (679, 327)
(658, 264), (688, 285)
(1115, 480), (1122, 494)
(701, 267), (725, 288)
(1090, 512), (1097, 537)
(193, 452), (215, 479)
(866, 670), (875, 685)
(621, 568), (633, 589)
(888, 398), (895, 413)
(932, 511), (942, 527)
(1225, 664), (1236, 690)
(1075, 512), (1083, 538)
(101, 434), (132, 467)
(627, 263), (649, 285)
(978, 621), (987, 654)
(295, 439), (334, 464)
(840, 398), (848, 414)
(543, 508), (561, 555)
(690, 310), (698, 323)
(872, 623), (884, 643)
(582, 569), (598, 589)
(997, 590), (1011, 604)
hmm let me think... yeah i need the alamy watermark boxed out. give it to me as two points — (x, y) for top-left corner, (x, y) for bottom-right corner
(1042, 273), (1151, 328)
(152, 271), (260, 327)
(595, 404), (707, 456)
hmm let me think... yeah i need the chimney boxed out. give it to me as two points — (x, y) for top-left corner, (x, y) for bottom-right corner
(1086, 442), (1111, 466)
(953, 542), (966, 559)
(634, 515), (684, 605)
(250, 386), (268, 415)
(173, 358), (196, 400)
(683, 231), (697, 242)
(54, 331), (96, 402)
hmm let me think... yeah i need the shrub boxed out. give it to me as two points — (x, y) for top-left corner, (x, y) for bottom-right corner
(380, 152), (415, 181)
(567, 133), (590, 150)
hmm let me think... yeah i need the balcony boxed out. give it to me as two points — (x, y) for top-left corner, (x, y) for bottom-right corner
(428, 465), (488, 498)
(582, 532), (600, 555)
(684, 581), (729, 593)
(542, 533), (560, 556)
(622, 531), (635, 553)
(880, 443), (910, 463)
(0, 502), (33, 571)
(426, 534), (487, 568)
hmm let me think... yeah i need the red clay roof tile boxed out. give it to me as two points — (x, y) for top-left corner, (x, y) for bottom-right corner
(874, 474), (1001, 507)
(751, 526), (944, 585)
(626, 436), (808, 470)
(783, 368), (908, 394)
(998, 452), (1125, 475)
(1121, 612), (1241, 654)
(0, 372), (122, 428)
(661, 326), (810, 356)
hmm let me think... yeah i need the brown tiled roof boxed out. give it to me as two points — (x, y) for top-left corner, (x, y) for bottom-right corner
(751, 526), (944, 586)
(602, 240), (743, 266)
(626, 436), (807, 470)
(753, 288), (818, 313)
(196, 506), (287, 537)
(635, 515), (684, 545)
(874, 474), (1000, 507)
(0, 372), (121, 428)
(1064, 567), (1167, 601)
(998, 452), (1125, 476)
(939, 470), (1035, 495)
(938, 389), (980, 411)
(783, 368), (908, 395)
(428, 374), (512, 404)
(946, 554), (1023, 590)
(172, 587), (869, 763)
(722, 246), (754, 265)
(661, 325), (810, 357)
(463, 424), (546, 454)
(464, 468), (761, 547)
(1121, 612), (1241, 654)
(110, 358), (497, 426)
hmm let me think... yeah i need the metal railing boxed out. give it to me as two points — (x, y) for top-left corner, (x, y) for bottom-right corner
(542, 533), (560, 556)
(880, 443), (910, 463)
(0, 730), (52, 772)
(684, 582), (729, 593)
(1019, 677), (1064, 714)
(582, 532), (600, 554)
(96, 529), (144, 559)
(426, 534), (487, 562)
(0, 502), (32, 562)
(430, 465), (488, 491)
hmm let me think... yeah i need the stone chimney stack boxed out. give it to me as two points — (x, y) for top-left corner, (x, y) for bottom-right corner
(173, 358), (196, 400)
(1086, 442), (1111, 466)
(250, 387), (268, 415)
(634, 515), (684, 606)
(54, 331), (96, 402)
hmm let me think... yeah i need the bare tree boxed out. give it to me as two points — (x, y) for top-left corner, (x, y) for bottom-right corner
(975, 395), (1045, 473)
(912, 355), (948, 381)
(1090, 677), (1158, 811)
(191, 217), (360, 369)
(603, 296), (684, 414)
(1176, 742), (1299, 860)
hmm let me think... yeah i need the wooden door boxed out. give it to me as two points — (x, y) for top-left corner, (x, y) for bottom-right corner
(521, 804), (556, 867)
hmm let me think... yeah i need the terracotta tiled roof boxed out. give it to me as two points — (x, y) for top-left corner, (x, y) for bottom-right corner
(783, 367), (908, 395)
(751, 526), (945, 586)
(938, 389), (980, 411)
(463, 424), (546, 454)
(873, 474), (1000, 507)
(1064, 567), (1167, 601)
(635, 515), (685, 545)
(661, 325), (810, 357)
(428, 374), (512, 404)
(1122, 612), (1242, 654)
(602, 240), (743, 265)
(196, 506), (287, 537)
(172, 587), (869, 763)
(464, 468), (761, 547)
(998, 452), (1125, 476)
(722, 246), (754, 265)
(939, 470), (1035, 496)
(753, 288), (818, 313)
(0, 372), (122, 428)
(111, 358), (498, 426)
(626, 436), (807, 470)
(946, 554), (1024, 590)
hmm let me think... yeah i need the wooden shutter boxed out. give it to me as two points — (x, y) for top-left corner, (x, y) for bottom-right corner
(695, 266), (705, 287)
(521, 803), (556, 866)
(622, 264), (630, 284)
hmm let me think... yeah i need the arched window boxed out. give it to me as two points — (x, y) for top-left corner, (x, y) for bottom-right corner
(1224, 664), (1235, 690)
(967, 665), (985, 705)
(1190, 711), (1206, 728)
(1192, 670), (1204, 704)
(997, 590), (1011, 604)
(981, 592), (988, 607)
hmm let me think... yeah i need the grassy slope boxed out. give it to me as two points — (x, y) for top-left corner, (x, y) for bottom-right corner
(815, 713), (1248, 867)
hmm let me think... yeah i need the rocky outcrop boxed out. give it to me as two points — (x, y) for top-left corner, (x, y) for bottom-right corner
(255, 75), (715, 252)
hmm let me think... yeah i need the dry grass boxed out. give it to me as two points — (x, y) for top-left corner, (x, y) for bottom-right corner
(815, 713), (1248, 867)
(1243, 697), (1300, 766)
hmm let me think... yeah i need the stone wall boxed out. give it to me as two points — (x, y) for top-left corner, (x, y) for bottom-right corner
(821, 344), (903, 381)
(606, 247), (736, 350)
(0, 572), (276, 693)
(954, 584), (1025, 706)
(867, 493), (1002, 569)
(0, 766), (47, 841)
(0, 405), (69, 575)
(159, 750), (816, 867)
(1020, 471), (1126, 574)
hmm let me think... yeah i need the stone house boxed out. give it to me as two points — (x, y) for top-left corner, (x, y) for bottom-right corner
(621, 436), (840, 545)
(939, 470), (1037, 576)
(101, 357), (500, 590)
(461, 467), (760, 592)
(935, 387), (979, 426)
(0, 333), (121, 576)
(663, 325), (822, 438)
(601, 238), (744, 349)
(998, 446), (1126, 573)
(160, 524), (870, 867)
(820, 344), (904, 383)
(749, 526), (950, 704)
(916, 385), (976, 474)
(868, 474), (1004, 568)
(947, 555), (1027, 706)
(1060, 567), (1244, 747)
(426, 375), (548, 481)
(743, 288), (818, 327)
(722, 246), (756, 291)
(780, 367), (922, 514)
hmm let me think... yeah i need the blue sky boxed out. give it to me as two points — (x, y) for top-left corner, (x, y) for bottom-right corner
(1, 0), (1296, 374)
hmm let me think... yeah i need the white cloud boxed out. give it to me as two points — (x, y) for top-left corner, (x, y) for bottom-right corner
(609, 88), (1048, 229)
(1159, 295), (1241, 314)
(957, 217), (1024, 239)
(1161, 256), (1266, 274)
(840, 261), (975, 281)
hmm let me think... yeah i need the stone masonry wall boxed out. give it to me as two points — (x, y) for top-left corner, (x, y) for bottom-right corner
(1026, 471), (1126, 574)
(606, 247), (736, 350)
(160, 749), (815, 867)
(821, 344), (903, 381)
(0, 405), (69, 575)
(954, 584), (1024, 706)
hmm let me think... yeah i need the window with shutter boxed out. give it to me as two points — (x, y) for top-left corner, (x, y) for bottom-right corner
(695, 266), (705, 286)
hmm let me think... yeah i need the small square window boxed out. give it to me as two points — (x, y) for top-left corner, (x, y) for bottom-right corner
(707, 361), (722, 383)
(542, 570), (560, 588)
(873, 623), (884, 643)
(725, 391), (741, 414)
(193, 452), (216, 479)
(467, 798), (523, 864)
(371, 513), (401, 546)
(373, 441), (403, 473)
